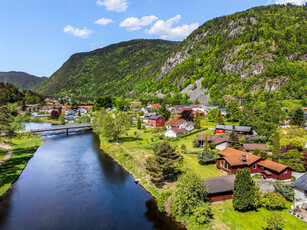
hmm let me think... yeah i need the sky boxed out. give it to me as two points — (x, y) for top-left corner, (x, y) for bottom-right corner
(0, 0), (305, 77)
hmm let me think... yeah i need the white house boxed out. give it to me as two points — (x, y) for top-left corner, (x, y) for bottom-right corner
(292, 173), (307, 207)
(164, 128), (188, 138)
(166, 119), (187, 130)
(186, 121), (195, 132)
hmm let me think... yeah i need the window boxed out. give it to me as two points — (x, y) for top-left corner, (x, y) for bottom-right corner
(253, 164), (256, 169)
(283, 170), (287, 174)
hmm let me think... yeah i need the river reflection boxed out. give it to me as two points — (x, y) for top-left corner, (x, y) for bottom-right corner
(0, 132), (185, 230)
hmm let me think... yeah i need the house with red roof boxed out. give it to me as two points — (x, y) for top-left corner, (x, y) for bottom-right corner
(216, 147), (292, 181)
(166, 119), (187, 130)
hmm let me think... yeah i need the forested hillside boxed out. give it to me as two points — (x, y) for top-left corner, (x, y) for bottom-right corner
(0, 72), (47, 90)
(34, 39), (179, 98)
(36, 5), (306, 105)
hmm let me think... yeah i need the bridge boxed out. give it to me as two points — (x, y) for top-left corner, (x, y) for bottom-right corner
(26, 123), (92, 135)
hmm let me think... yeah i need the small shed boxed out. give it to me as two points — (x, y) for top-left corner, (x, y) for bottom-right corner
(204, 175), (236, 202)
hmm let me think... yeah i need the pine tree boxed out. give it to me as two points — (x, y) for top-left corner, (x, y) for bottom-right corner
(233, 168), (257, 211)
(21, 100), (26, 111)
(194, 111), (201, 129)
(214, 110), (224, 125)
(0, 106), (13, 134)
(137, 117), (141, 129)
(146, 156), (164, 187)
(227, 126), (241, 150)
(203, 135), (209, 151)
(158, 103), (171, 121)
(58, 106), (62, 115)
(291, 108), (305, 127)
(272, 131), (280, 162)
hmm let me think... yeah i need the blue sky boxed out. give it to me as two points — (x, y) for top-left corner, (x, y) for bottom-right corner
(0, 0), (305, 77)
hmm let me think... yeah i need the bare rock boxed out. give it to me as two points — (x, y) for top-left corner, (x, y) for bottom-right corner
(180, 78), (209, 104)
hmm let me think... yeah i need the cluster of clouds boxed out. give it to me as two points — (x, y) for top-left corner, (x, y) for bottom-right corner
(274, 0), (307, 5)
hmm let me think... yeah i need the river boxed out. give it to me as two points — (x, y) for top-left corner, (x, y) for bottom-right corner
(0, 125), (185, 230)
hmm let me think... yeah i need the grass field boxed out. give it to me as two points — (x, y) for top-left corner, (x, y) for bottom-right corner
(0, 148), (8, 162)
(211, 200), (307, 230)
(0, 135), (41, 196)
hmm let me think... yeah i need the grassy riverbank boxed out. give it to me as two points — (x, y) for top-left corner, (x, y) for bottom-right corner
(0, 134), (42, 196)
(0, 148), (8, 162)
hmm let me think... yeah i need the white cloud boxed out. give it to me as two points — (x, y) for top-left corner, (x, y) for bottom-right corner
(96, 0), (128, 12)
(146, 15), (199, 39)
(119, 15), (158, 31)
(63, 25), (92, 39)
(94, 18), (113, 26)
(275, 0), (307, 5)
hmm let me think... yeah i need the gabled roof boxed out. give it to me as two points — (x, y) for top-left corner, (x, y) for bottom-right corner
(149, 115), (164, 120)
(292, 173), (307, 191)
(243, 143), (268, 151)
(166, 119), (186, 127)
(169, 128), (187, 134)
(187, 121), (194, 126)
(197, 135), (229, 145)
(257, 159), (290, 173)
(204, 175), (235, 194)
(215, 125), (252, 133)
(218, 147), (262, 166)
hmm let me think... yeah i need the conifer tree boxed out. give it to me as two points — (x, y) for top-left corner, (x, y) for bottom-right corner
(233, 168), (257, 211)
(272, 131), (280, 162)
(137, 117), (141, 129)
(194, 111), (201, 129)
(58, 106), (62, 115)
(291, 108), (305, 127)
(214, 110), (224, 125)
(227, 126), (241, 150)
(158, 103), (171, 121)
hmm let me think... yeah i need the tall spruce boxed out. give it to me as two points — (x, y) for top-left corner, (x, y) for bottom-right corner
(194, 111), (201, 129)
(272, 131), (280, 162)
(214, 110), (224, 125)
(233, 168), (257, 211)
(137, 117), (141, 129)
(291, 108), (305, 127)
(227, 126), (241, 150)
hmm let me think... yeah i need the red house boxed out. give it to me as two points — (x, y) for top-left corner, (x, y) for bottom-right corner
(216, 147), (292, 181)
(204, 175), (235, 203)
(148, 115), (165, 128)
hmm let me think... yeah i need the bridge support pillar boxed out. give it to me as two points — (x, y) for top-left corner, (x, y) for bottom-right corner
(66, 129), (68, 135)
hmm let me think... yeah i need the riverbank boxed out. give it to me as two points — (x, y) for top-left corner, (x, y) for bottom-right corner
(0, 134), (42, 196)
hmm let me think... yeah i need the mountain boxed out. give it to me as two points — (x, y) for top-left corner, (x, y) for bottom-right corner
(34, 39), (179, 98)
(0, 71), (47, 90)
(36, 5), (306, 105)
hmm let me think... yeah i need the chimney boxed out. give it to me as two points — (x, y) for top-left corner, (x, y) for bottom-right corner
(242, 154), (247, 162)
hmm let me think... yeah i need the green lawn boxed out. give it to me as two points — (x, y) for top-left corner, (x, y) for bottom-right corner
(0, 148), (8, 162)
(0, 135), (41, 196)
(200, 120), (239, 128)
(212, 200), (307, 230)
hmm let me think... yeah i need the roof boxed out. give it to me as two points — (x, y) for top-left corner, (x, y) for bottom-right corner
(243, 143), (268, 151)
(197, 135), (229, 145)
(204, 175), (236, 194)
(257, 159), (290, 173)
(215, 125), (252, 133)
(169, 128), (187, 134)
(166, 119), (186, 127)
(149, 115), (164, 120)
(218, 147), (262, 166)
(187, 121), (194, 126)
(292, 173), (307, 191)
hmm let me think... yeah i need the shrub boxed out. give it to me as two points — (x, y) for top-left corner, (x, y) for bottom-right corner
(264, 212), (286, 230)
(157, 191), (172, 212)
(197, 151), (216, 165)
(209, 143), (216, 149)
(273, 181), (294, 201)
(181, 144), (187, 153)
(189, 203), (213, 226)
(193, 139), (200, 148)
(261, 192), (287, 210)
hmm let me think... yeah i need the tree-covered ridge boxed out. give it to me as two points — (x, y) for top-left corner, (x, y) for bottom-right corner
(0, 72), (47, 90)
(35, 39), (179, 98)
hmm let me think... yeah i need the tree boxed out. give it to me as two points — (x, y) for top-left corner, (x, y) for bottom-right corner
(158, 103), (171, 121)
(265, 212), (286, 230)
(181, 144), (187, 153)
(280, 149), (305, 172)
(101, 110), (129, 141)
(233, 168), (257, 211)
(272, 131), (280, 162)
(273, 181), (294, 201)
(0, 105), (13, 134)
(58, 106), (62, 115)
(227, 126), (241, 150)
(226, 100), (240, 122)
(181, 110), (194, 121)
(261, 192), (287, 210)
(214, 110), (224, 125)
(92, 108), (107, 135)
(207, 108), (218, 122)
(193, 138), (200, 148)
(59, 115), (65, 124)
(51, 110), (59, 119)
(194, 111), (201, 129)
(253, 148), (262, 156)
(197, 151), (215, 165)
(20, 100), (26, 111)
(146, 142), (182, 187)
(137, 117), (141, 129)
(290, 107), (305, 127)
(171, 170), (208, 216)
(93, 95), (114, 111)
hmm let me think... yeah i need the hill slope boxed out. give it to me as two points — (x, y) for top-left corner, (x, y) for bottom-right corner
(0, 72), (47, 90)
(36, 5), (306, 104)
(35, 39), (179, 98)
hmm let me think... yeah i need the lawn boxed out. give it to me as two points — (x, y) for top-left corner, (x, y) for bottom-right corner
(200, 120), (239, 128)
(0, 148), (8, 162)
(0, 135), (41, 196)
(211, 200), (307, 230)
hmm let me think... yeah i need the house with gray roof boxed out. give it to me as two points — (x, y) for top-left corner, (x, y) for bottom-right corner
(214, 125), (253, 135)
(292, 173), (307, 207)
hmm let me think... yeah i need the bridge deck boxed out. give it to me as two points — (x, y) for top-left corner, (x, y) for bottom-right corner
(27, 123), (92, 133)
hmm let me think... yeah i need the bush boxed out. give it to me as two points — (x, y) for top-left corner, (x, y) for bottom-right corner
(264, 212), (286, 230)
(157, 191), (172, 212)
(209, 143), (216, 149)
(189, 203), (213, 226)
(261, 192), (287, 210)
(273, 181), (294, 201)
(193, 139), (200, 148)
(181, 144), (187, 153)
(197, 151), (216, 165)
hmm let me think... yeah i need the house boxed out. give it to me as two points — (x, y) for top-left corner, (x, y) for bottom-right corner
(292, 173), (307, 207)
(197, 135), (229, 150)
(166, 119), (187, 129)
(148, 115), (165, 128)
(164, 128), (188, 138)
(204, 175), (235, 203)
(186, 121), (195, 131)
(243, 143), (268, 152)
(192, 110), (205, 119)
(216, 147), (292, 181)
(214, 125), (253, 135)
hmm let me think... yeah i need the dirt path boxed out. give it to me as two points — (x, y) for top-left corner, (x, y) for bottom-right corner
(0, 143), (13, 167)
